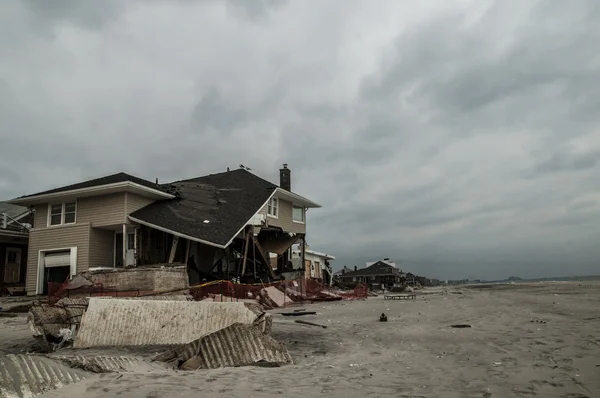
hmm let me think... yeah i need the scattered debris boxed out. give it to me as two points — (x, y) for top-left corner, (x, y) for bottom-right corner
(492, 362), (502, 366)
(295, 320), (327, 329)
(530, 319), (547, 324)
(380, 313), (388, 322)
(281, 311), (317, 316)
(451, 324), (472, 328)
(153, 323), (292, 370)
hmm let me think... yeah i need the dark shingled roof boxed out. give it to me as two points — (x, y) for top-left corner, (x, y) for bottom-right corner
(339, 261), (403, 277)
(130, 169), (277, 247)
(17, 172), (162, 199)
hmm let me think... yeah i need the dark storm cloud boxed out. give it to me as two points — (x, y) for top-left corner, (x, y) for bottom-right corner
(1, 0), (599, 280)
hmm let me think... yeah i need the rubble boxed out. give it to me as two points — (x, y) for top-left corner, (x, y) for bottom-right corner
(74, 298), (272, 348)
(260, 286), (291, 308)
(153, 323), (292, 370)
(27, 297), (89, 352)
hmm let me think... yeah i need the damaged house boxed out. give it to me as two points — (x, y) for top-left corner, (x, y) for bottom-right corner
(0, 202), (33, 295)
(7, 164), (320, 296)
(291, 243), (335, 286)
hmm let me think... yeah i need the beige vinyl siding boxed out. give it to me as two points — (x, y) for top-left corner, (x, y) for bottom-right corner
(265, 198), (306, 234)
(26, 223), (91, 294)
(125, 192), (155, 216)
(77, 193), (126, 227)
(89, 228), (115, 268)
(34, 204), (48, 228)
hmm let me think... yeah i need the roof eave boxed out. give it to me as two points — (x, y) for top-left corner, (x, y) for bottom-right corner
(8, 182), (175, 206)
(275, 188), (321, 208)
(128, 216), (227, 249)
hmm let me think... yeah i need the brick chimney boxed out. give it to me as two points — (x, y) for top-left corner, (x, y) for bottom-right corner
(279, 163), (291, 191)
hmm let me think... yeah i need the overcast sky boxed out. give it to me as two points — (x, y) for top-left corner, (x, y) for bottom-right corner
(2, 0), (599, 280)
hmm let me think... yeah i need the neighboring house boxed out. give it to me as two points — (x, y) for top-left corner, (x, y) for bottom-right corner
(333, 266), (353, 279)
(336, 261), (404, 289)
(291, 244), (335, 285)
(0, 202), (33, 294)
(366, 258), (396, 268)
(8, 164), (320, 296)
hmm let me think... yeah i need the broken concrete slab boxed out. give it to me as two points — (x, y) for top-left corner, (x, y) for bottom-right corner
(73, 298), (272, 348)
(260, 286), (291, 308)
(153, 323), (292, 370)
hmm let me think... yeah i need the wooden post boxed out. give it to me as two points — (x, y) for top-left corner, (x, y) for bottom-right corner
(240, 229), (251, 277)
(122, 224), (127, 267)
(185, 239), (191, 264)
(253, 235), (257, 279)
(168, 235), (179, 263)
(133, 227), (138, 267)
(300, 236), (306, 280)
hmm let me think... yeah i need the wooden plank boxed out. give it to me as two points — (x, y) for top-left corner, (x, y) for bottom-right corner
(168, 235), (180, 263)
(252, 236), (275, 280)
(240, 229), (251, 276)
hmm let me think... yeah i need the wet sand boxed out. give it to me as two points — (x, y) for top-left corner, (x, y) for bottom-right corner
(2, 282), (599, 397)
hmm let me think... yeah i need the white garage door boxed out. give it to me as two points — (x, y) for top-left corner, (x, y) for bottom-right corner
(44, 251), (71, 268)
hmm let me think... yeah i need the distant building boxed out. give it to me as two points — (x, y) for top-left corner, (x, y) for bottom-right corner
(336, 261), (404, 289)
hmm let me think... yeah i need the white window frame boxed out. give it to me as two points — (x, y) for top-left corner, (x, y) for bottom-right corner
(292, 205), (305, 223)
(267, 197), (278, 218)
(47, 201), (77, 227)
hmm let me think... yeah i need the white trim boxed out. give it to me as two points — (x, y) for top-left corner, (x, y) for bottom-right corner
(36, 246), (77, 295)
(47, 200), (77, 227)
(267, 197), (279, 218)
(9, 181), (174, 206)
(128, 216), (226, 249)
(274, 188), (321, 208)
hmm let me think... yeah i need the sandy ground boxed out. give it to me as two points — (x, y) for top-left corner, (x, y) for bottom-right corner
(1, 282), (599, 398)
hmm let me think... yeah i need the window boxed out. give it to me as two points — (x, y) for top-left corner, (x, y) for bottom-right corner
(267, 198), (278, 217)
(292, 206), (304, 222)
(48, 202), (76, 226)
(50, 204), (62, 225)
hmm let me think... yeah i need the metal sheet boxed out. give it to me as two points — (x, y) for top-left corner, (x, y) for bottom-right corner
(74, 298), (270, 348)
(155, 323), (292, 370)
(0, 354), (87, 398)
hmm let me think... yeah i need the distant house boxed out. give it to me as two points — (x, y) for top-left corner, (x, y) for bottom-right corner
(0, 202), (33, 294)
(336, 261), (404, 289)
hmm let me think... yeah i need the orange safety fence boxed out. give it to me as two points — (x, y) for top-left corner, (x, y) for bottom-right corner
(48, 278), (368, 306)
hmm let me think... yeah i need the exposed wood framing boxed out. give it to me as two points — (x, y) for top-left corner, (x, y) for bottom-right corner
(252, 235), (275, 280)
(168, 235), (180, 263)
(185, 239), (191, 264)
(240, 229), (251, 277)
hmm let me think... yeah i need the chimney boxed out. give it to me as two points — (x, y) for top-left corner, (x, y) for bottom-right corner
(279, 163), (291, 191)
(354, 266), (357, 271)
(341, 269), (345, 275)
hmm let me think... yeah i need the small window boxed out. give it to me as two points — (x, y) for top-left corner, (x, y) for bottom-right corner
(50, 204), (62, 226)
(267, 198), (278, 217)
(64, 202), (76, 224)
(292, 206), (304, 222)
(49, 202), (77, 226)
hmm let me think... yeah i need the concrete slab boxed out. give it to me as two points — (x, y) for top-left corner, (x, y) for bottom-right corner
(73, 298), (271, 348)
